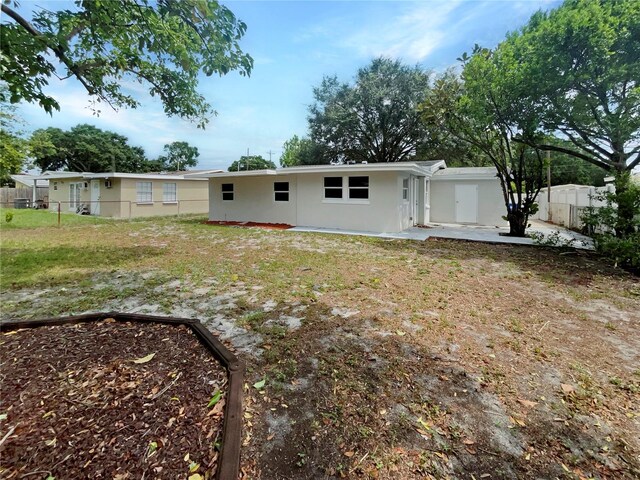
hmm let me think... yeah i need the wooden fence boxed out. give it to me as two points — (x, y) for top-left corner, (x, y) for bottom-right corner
(0, 187), (49, 207)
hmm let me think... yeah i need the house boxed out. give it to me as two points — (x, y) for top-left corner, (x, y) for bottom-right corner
(190, 161), (505, 233)
(7, 174), (50, 208)
(35, 171), (217, 218)
(10, 174), (50, 189)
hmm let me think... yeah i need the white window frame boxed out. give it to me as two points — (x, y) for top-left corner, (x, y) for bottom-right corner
(322, 175), (369, 204)
(136, 181), (153, 204)
(221, 183), (234, 201)
(274, 181), (289, 202)
(162, 182), (177, 204)
(402, 178), (409, 201)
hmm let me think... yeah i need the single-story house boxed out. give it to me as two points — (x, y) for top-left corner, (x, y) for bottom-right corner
(10, 174), (50, 189)
(190, 161), (505, 233)
(35, 171), (218, 218)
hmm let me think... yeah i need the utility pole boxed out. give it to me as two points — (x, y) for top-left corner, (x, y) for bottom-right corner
(267, 150), (275, 163)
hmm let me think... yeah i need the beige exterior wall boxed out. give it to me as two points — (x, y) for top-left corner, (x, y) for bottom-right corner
(121, 178), (208, 218)
(48, 177), (91, 212)
(209, 171), (410, 233)
(430, 177), (505, 226)
(48, 176), (207, 218)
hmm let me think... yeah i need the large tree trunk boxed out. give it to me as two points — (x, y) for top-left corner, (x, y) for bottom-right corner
(507, 209), (528, 237)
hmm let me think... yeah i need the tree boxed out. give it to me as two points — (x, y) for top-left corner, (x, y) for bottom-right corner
(421, 66), (545, 237)
(495, 0), (640, 236)
(545, 137), (606, 187)
(0, 97), (27, 184)
(279, 135), (328, 167)
(29, 124), (152, 173)
(228, 155), (276, 172)
(156, 141), (199, 171)
(0, 0), (253, 128)
(308, 57), (431, 163)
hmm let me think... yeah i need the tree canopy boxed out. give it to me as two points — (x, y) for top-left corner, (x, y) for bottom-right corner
(29, 124), (152, 173)
(0, 94), (27, 184)
(421, 66), (545, 237)
(495, 0), (640, 174)
(0, 0), (253, 127)
(279, 135), (328, 167)
(228, 155), (276, 172)
(155, 141), (199, 171)
(308, 57), (431, 164)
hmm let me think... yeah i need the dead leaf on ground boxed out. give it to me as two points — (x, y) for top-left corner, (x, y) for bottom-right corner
(560, 383), (575, 394)
(132, 353), (156, 364)
(517, 399), (538, 408)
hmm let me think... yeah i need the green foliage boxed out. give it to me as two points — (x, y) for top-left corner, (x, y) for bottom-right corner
(495, 0), (640, 223)
(582, 173), (640, 270)
(155, 141), (199, 171)
(0, 91), (28, 183)
(228, 155), (276, 171)
(29, 124), (152, 173)
(0, 0), (253, 127)
(279, 135), (327, 167)
(308, 57), (431, 163)
(5, 212), (14, 223)
(420, 66), (545, 237)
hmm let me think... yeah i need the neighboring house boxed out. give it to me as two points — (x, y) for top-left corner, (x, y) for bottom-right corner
(35, 171), (217, 218)
(10, 174), (50, 189)
(190, 161), (505, 233)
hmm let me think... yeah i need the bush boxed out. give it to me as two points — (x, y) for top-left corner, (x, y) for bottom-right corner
(582, 174), (640, 271)
(5, 212), (13, 223)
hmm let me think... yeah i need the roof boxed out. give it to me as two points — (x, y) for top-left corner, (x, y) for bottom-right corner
(189, 161), (447, 179)
(10, 174), (50, 187)
(33, 171), (211, 181)
(432, 167), (498, 180)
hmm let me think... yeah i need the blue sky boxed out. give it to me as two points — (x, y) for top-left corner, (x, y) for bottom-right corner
(15, 0), (559, 171)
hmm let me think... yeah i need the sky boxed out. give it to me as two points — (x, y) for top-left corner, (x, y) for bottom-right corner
(14, 0), (560, 171)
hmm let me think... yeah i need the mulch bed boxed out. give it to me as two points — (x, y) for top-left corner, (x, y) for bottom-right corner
(205, 220), (293, 230)
(0, 320), (227, 479)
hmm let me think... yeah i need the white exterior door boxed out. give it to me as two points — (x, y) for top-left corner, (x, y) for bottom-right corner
(90, 179), (101, 215)
(455, 184), (478, 224)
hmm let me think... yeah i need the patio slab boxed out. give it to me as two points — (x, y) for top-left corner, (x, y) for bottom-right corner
(290, 220), (594, 249)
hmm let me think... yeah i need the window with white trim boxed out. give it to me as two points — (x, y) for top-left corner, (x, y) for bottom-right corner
(348, 176), (369, 199)
(402, 178), (409, 200)
(274, 181), (289, 202)
(222, 183), (234, 201)
(324, 177), (343, 199)
(163, 182), (177, 203)
(136, 181), (153, 203)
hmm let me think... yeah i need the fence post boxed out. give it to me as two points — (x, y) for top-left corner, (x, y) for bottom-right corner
(57, 202), (61, 226)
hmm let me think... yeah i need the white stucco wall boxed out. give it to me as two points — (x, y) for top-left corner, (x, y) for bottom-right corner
(430, 177), (505, 226)
(209, 171), (409, 232)
(209, 175), (297, 225)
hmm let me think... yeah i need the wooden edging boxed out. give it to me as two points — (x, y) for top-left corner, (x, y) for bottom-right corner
(0, 312), (244, 480)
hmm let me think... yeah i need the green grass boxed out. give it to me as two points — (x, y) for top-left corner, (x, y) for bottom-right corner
(0, 208), (113, 229)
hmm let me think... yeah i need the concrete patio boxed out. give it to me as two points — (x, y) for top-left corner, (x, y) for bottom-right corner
(290, 219), (594, 249)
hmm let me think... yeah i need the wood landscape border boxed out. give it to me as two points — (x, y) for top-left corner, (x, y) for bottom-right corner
(0, 312), (244, 480)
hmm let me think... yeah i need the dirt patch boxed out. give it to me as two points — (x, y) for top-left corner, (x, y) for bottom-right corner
(0, 320), (226, 479)
(205, 221), (293, 230)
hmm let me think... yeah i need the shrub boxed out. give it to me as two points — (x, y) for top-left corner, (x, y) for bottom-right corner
(5, 212), (13, 223)
(582, 174), (640, 271)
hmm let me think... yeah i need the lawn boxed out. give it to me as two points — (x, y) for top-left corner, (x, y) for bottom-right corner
(1, 215), (639, 479)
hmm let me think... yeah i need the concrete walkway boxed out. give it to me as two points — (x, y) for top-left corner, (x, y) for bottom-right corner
(289, 220), (594, 249)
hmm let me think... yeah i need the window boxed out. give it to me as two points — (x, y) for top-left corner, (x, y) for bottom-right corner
(163, 182), (177, 203)
(324, 177), (343, 199)
(274, 181), (289, 202)
(402, 178), (409, 200)
(348, 176), (369, 199)
(136, 181), (153, 203)
(69, 182), (82, 209)
(222, 183), (234, 201)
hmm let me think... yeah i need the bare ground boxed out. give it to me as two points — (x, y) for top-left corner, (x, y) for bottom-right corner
(1, 218), (639, 479)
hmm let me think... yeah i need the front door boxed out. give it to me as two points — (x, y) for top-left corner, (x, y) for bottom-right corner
(90, 180), (101, 215)
(69, 183), (81, 211)
(455, 184), (478, 224)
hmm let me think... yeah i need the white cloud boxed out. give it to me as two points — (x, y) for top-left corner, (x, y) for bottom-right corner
(340, 1), (463, 62)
